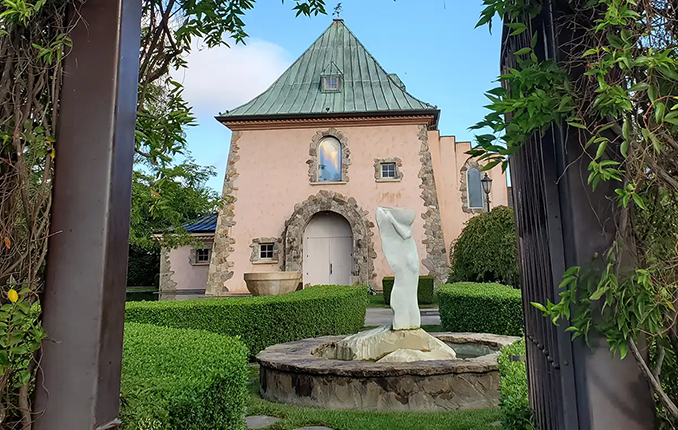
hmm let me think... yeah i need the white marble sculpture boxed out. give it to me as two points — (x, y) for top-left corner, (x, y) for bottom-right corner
(331, 206), (456, 363)
(375, 207), (421, 330)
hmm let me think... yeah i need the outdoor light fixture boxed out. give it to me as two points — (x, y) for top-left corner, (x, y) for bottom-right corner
(481, 173), (493, 212)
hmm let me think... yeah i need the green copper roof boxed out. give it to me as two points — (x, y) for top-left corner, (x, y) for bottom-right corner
(218, 19), (438, 121)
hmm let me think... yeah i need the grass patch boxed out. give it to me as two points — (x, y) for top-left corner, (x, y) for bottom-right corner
(246, 389), (501, 430)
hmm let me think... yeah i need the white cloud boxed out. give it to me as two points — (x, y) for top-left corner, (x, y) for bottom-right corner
(172, 39), (291, 116)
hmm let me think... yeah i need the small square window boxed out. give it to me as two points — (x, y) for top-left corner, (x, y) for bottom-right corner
(322, 76), (340, 91)
(196, 249), (210, 263)
(259, 243), (275, 260)
(381, 163), (397, 179)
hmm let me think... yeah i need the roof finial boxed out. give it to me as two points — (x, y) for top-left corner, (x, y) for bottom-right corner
(333, 2), (343, 20)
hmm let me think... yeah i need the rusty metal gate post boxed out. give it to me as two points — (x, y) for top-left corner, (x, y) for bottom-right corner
(503, 0), (657, 428)
(33, 0), (142, 428)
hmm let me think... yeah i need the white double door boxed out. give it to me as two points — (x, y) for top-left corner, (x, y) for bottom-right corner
(303, 212), (353, 286)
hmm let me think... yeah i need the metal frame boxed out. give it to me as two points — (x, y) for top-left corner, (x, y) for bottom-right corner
(34, 0), (141, 428)
(502, 0), (656, 428)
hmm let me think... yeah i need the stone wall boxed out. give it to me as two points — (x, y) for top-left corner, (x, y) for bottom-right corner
(206, 131), (242, 296)
(416, 125), (449, 284)
(158, 246), (176, 295)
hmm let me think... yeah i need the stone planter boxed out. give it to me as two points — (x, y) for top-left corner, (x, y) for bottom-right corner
(244, 272), (302, 296)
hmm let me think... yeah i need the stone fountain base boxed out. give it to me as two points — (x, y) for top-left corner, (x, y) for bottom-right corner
(256, 332), (520, 412)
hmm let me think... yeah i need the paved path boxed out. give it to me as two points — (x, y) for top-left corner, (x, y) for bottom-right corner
(365, 307), (440, 327)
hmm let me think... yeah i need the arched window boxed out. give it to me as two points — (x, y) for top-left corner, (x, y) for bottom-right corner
(318, 137), (342, 182)
(467, 167), (483, 209)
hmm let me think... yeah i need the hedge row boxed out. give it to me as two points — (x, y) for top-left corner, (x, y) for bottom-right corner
(382, 276), (435, 305)
(498, 339), (532, 430)
(125, 285), (368, 357)
(121, 323), (248, 430)
(438, 283), (524, 336)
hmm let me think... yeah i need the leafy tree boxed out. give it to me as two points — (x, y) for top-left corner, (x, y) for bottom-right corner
(0, 1), (330, 424)
(472, 0), (678, 422)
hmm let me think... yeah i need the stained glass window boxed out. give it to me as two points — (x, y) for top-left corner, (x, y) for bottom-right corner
(318, 137), (342, 182)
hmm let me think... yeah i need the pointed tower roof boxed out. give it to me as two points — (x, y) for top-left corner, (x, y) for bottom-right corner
(217, 19), (439, 126)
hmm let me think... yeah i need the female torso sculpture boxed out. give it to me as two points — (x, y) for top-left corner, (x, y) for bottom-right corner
(375, 207), (421, 330)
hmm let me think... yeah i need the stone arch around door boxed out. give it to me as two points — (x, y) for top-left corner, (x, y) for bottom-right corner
(282, 190), (376, 285)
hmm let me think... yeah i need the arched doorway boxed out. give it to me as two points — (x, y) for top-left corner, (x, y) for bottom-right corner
(302, 211), (353, 286)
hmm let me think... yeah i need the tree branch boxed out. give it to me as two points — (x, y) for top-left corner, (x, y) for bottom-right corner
(628, 337), (678, 421)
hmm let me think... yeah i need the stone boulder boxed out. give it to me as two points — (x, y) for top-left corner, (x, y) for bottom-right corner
(332, 326), (457, 361)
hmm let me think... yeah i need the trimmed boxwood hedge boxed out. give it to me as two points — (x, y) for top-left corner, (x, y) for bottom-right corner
(438, 283), (524, 336)
(125, 285), (368, 357)
(382, 276), (435, 305)
(498, 339), (532, 430)
(121, 323), (248, 430)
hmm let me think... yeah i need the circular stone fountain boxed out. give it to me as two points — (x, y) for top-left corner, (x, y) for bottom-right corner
(256, 332), (520, 411)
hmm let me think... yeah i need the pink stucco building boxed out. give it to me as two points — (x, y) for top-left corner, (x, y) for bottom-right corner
(159, 19), (509, 299)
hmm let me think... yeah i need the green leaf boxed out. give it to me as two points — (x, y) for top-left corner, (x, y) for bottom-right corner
(606, 33), (624, 49)
(531, 31), (538, 49)
(632, 194), (647, 210)
(582, 48), (599, 57)
(531, 302), (547, 312)
(655, 102), (666, 123)
(590, 286), (609, 301)
(648, 86), (659, 102)
(568, 121), (587, 130)
(514, 47), (532, 56)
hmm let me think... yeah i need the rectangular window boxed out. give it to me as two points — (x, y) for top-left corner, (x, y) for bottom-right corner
(259, 243), (275, 260)
(381, 163), (396, 179)
(196, 248), (210, 263)
(322, 76), (340, 91)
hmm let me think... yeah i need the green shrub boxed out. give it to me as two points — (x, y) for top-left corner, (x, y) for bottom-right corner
(382, 276), (435, 305)
(448, 206), (520, 287)
(121, 323), (248, 430)
(498, 339), (532, 430)
(126, 285), (368, 357)
(437, 283), (523, 335)
(654, 342), (678, 427)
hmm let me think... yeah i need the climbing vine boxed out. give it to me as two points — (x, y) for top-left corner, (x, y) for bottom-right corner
(473, 0), (678, 424)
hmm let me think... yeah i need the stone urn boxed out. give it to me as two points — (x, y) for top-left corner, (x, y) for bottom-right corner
(244, 272), (302, 296)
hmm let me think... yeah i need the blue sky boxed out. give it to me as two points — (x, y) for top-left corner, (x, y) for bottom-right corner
(176, 1), (502, 191)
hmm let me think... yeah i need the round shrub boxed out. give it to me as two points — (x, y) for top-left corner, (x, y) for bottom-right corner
(448, 206), (520, 287)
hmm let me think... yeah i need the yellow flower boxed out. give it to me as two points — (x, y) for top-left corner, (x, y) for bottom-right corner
(7, 289), (18, 303)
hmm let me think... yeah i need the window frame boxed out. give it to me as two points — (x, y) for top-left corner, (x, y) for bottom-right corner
(466, 167), (484, 209)
(380, 162), (397, 179)
(321, 75), (341, 92)
(195, 248), (211, 263)
(317, 136), (343, 183)
(259, 243), (275, 261)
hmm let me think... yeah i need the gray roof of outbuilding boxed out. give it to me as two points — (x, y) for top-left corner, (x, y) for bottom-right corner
(183, 213), (218, 233)
(217, 19), (438, 121)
